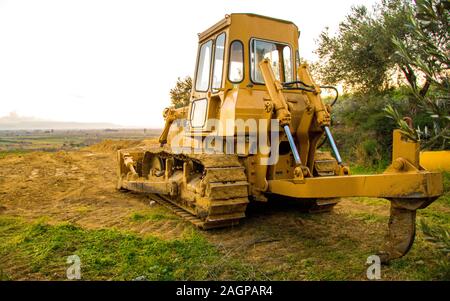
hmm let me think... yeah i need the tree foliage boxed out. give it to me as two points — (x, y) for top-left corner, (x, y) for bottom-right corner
(169, 76), (192, 108)
(420, 219), (450, 278)
(388, 0), (449, 149)
(315, 0), (428, 95)
(315, 0), (448, 149)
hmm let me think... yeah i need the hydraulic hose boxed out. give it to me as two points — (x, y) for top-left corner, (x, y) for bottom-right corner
(316, 85), (339, 149)
(319, 85), (339, 107)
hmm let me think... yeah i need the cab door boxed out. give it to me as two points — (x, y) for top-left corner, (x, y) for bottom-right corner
(189, 33), (226, 132)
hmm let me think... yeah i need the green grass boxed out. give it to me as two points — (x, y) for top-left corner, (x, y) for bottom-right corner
(349, 164), (387, 175)
(1, 206), (448, 280)
(0, 216), (225, 280)
(0, 216), (280, 280)
(351, 212), (388, 224)
(438, 171), (450, 207)
(419, 172), (450, 231)
(0, 269), (10, 281)
(0, 164), (448, 280)
(421, 208), (450, 225)
(0, 150), (30, 159)
(0, 129), (159, 154)
(129, 210), (176, 222)
(0, 134), (90, 154)
(353, 197), (387, 206)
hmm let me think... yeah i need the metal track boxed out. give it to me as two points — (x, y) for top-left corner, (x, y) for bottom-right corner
(149, 193), (205, 227)
(120, 147), (250, 229)
(150, 193), (246, 229)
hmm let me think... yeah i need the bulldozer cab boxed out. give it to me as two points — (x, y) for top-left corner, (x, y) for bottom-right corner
(189, 13), (300, 132)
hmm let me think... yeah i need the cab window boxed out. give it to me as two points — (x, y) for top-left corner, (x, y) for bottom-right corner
(295, 50), (301, 80)
(195, 40), (213, 92)
(283, 46), (293, 82)
(228, 40), (244, 83)
(190, 98), (208, 128)
(212, 33), (226, 90)
(250, 39), (292, 84)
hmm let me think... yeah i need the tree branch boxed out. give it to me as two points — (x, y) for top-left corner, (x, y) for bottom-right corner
(400, 64), (417, 91)
(419, 78), (431, 97)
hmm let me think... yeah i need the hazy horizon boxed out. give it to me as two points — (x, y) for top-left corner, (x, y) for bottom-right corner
(0, 111), (164, 130)
(0, 0), (377, 128)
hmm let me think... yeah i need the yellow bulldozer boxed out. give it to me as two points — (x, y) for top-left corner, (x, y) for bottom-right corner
(117, 14), (443, 262)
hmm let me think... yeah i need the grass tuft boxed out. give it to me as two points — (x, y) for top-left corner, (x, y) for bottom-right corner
(0, 217), (222, 280)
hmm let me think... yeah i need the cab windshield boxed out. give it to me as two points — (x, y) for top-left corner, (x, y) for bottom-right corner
(250, 39), (293, 84)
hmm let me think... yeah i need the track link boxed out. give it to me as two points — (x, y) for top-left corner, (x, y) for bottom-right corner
(149, 194), (205, 228)
(119, 147), (250, 229)
(151, 193), (247, 229)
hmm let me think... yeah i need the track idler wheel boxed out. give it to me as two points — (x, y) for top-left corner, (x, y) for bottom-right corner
(378, 197), (436, 263)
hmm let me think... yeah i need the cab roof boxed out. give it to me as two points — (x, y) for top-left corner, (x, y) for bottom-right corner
(198, 13), (299, 42)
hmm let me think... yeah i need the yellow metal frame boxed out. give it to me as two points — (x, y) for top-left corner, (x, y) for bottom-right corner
(137, 13), (444, 263)
(268, 129), (443, 199)
(420, 151), (450, 171)
(266, 127), (443, 262)
(268, 172), (442, 199)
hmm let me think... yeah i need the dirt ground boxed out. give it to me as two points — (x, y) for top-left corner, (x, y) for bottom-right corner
(0, 140), (448, 280)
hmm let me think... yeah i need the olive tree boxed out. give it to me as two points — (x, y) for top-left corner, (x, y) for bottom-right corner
(386, 0), (449, 149)
(169, 76), (192, 108)
(315, 0), (430, 96)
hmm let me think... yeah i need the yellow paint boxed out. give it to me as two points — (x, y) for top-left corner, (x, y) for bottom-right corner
(420, 151), (450, 171)
(158, 14), (444, 203)
(268, 172), (443, 198)
(118, 13), (445, 260)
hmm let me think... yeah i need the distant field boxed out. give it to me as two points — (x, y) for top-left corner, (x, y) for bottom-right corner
(0, 129), (161, 155)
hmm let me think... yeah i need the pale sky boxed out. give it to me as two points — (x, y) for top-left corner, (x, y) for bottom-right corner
(0, 0), (377, 128)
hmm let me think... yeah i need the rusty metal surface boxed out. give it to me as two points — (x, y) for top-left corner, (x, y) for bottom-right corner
(378, 198), (437, 263)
